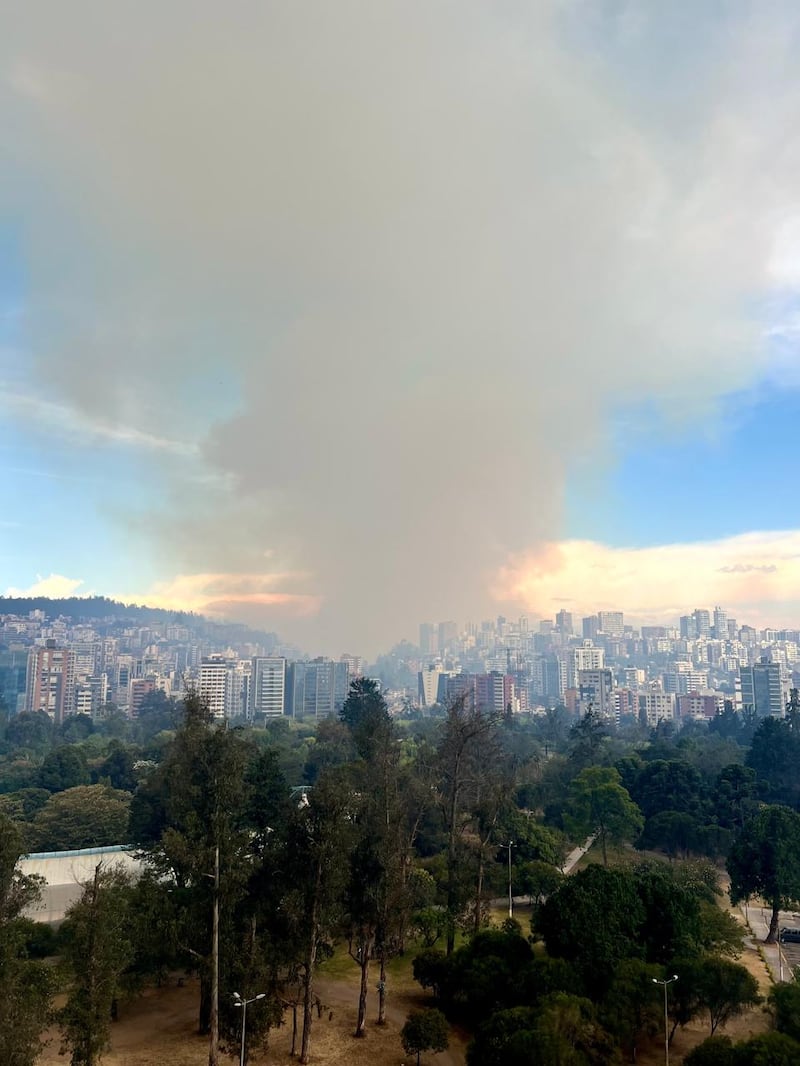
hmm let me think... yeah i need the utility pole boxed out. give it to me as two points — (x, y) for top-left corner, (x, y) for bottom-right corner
(501, 841), (515, 918)
(652, 974), (678, 1066)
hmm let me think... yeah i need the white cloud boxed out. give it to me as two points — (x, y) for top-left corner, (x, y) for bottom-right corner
(0, 387), (197, 456)
(495, 531), (800, 629)
(4, 573), (88, 598)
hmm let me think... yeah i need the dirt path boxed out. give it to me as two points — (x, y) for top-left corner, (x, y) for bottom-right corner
(314, 974), (467, 1066)
(36, 971), (466, 1066)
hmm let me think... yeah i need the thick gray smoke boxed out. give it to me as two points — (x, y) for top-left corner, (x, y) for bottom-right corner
(2, 2), (800, 652)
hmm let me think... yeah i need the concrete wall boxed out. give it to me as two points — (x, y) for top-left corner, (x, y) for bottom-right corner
(18, 845), (146, 924)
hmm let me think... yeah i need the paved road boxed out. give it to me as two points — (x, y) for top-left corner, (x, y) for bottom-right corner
(561, 835), (597, 874)
(740, 902), (800, 982)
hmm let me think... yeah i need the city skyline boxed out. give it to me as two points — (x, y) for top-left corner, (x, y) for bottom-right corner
(4, 5), (800, 656)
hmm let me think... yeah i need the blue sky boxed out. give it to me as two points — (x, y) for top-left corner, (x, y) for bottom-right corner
(4, 3), (800, 652)
(566, 383), (800, 547)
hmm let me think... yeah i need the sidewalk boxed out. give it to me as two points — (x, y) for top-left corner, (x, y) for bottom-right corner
(739, 902), (794, 983)
(561, 835), (596, 874)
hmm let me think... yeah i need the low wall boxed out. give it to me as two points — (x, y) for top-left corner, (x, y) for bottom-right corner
(18, 845), (146, 923)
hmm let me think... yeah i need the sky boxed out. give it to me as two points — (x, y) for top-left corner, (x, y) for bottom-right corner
(3, 2), (800, 655)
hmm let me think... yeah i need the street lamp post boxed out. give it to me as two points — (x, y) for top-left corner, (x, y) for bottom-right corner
(232, 991), (267, 1066)
(500, 841), (515, 918)
(652, 975), (678, 1066)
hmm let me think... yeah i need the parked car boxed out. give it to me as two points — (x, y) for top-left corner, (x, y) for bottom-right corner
(779, 927), (800, 943)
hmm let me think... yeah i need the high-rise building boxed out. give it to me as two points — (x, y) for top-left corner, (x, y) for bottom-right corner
(555, 610), (573, 636)
(638, 690), (676, 727)
(713, 606), (728, 639)
(598, 611), (624, 637)
(340, 654), (363, 678)
(679, 615), (697, 640)
(0, 649), (28, 714)
(251, 657), (287, 718)
(25, 640), (76, 722)
(475, 672), (515, 715)
(419, 623), (438, 656)
(577, 668), (614, 717)
(582, 615), (600, 640)
(418, 664), (445, 707)
(129, 677), (157, 716)
(287, 659), (349, 719)
(198, 655), (232, 719)
(567, 641), (604, 688)
(529, 656), (563, 701)
(438, 621), (458, 653)
(740, 658), (784, 717)
(693, 609), (711, 637)
(198, 655), (249, 719)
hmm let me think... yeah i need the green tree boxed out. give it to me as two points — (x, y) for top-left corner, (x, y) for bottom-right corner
(531, 992), (620, 1065)
(684, 1036), (736, 1066)
(734, 1032), (800, 1064)
(630, 759), (707, 820)
(30, 784), (131, 851)
(536, 865), (644, 997)
(565, 766), (643, 865)
(38, 745), (89, 792)
(5, 710), (54, 754)
(285, 770), (353, 1065)
(568, 709), (608, 770)
(0, 786), (51, 822)
(768, 982), (800, 1043)
(639, 810), (703, 858)
(339, 677), (390, 760)
(59, 864), (134, 1066)
(0, 811), (55, 1065)
(727, 805), (800, 941)
(746, 718), (800, 808)
(600, 958), (661, 1062)
(517, 859), (563, 906)
(401, 1008), (449, 1066)
(714, 765), (759, 833)
(94, 742), (138, 792)
(435, 695), (501, 953)
(693, 957), (760, 1035)
(132, 690), (180, 741)
(467, 1006), (538, 1066)
(137, 692), (255, 1066)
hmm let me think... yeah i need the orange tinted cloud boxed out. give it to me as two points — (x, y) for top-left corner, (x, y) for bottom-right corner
(495, 531), (800, 628)
(123, 572), (322, 619)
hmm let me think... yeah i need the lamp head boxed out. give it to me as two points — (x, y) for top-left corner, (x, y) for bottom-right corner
(256, 993), (267, 1001)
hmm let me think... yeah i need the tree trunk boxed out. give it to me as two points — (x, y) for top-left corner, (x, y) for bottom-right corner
(600, 827), (608, 867)
(354, 935), (372, 1037)
(377, 951), (387, 1026)
(766, 898), (780, 943)
(445, 752), (463, 957)
(199, 971), (211, 1035)
(291, 1003), (298, 1056)
(300, 859), (322, 1065)
(474, 852), (485, 936)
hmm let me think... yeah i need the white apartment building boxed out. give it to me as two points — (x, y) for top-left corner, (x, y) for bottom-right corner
(566, 641), (605, 688)
(250, 657), (286, 718)
(637, 690), (676, 727)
